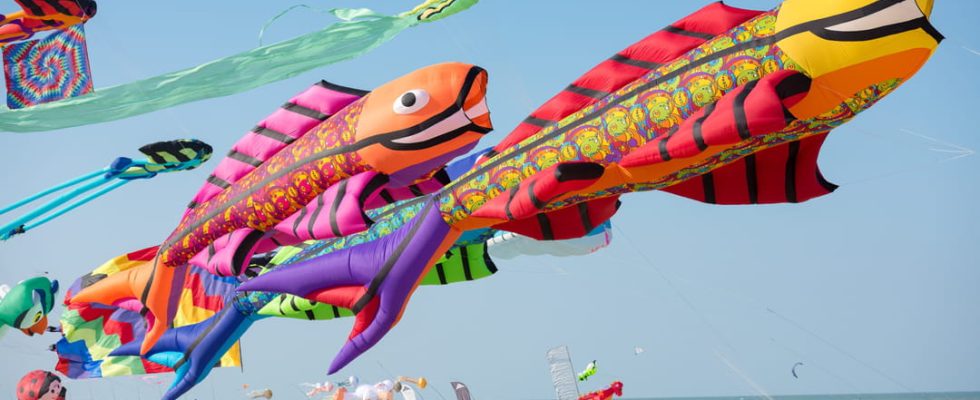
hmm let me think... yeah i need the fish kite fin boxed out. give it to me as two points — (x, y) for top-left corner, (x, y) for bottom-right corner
(365, 168), (450, 209)
(183, 80), (368, 216)
(471, 162), (606, 222)
(188, 228), (269, 277)
(238, 199), (457, 373)
(662, 132), (837, 204)
(491, 196), (620, 241)
(621, 70), (812, 168)
(151, 309), (253, 400)
(271, 171), (390, 244)
(492, 2), (763, 155)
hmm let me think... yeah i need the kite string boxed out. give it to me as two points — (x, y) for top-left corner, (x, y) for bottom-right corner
(257, 4), (336, 47)
(613, 225), (777, 397)
(665, 270), (913, 393)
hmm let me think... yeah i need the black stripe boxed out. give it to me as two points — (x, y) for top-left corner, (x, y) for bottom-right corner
(186, 200), (198, 209)
(207, 242), (216, 262)
(173, 308), (227, 371)
(251, 126), (296, 144)
(292, 203), (308, 239)
(702, 173), (717, 204)
(527, 181), (546, 210)
(323, 180), (345, 238)
(227, 150), (263, 167)
(435, 263), (448, 285)
(745, 155), (759, 204)
(317, 80), (370, 97)
(20, 0), (44, 16)
(207, 175), (232, 189)
(304, 309), (316, 320)
(523, 116), (553, 127)
(785, 141), (800, 203)
(231, 230), (264, 275)
(504, 186), (519, 220)
(609, 53), (662, 70)
(288, 296), (302, 318)
(331, 306), (341, 318)
(379, 190), (396, 204)
(537, 213), (555, 240)
(775, 73), (812, 100)
(566, 84), (610, 99)
(408, 185), (424, 197)
(481, 243), (498, 274)
(813, 17), (943, 43)
(353, 202), (435, 313)
(817, 170), (839, 194)
(734, 80), (759, 140)
(43, 0), (73, 16)
(433, 168), (452, 185)
(658, 139), (671, 162)
(664, 25), (715, 40)
(692, 102), (717, 151)
(357, 174), (389, 225)
(282, 102), (329, 120)
(460, 246), (473, 281)
(577, 203), (594, 233)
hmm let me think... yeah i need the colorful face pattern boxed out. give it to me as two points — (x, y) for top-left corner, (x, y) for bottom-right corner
(440, 12), (801, 222)
(159, 100), (366, 266)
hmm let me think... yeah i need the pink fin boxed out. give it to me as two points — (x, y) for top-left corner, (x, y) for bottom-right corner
(189, 228), (266, 276)
(184, 81), (369, 217)
(363, 169), (450, 209)
(271, 171), (390, 245)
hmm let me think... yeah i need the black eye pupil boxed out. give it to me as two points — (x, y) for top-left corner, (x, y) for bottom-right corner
(401, 92), (416, 107)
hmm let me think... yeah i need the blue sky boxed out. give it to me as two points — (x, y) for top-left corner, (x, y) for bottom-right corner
(1, 1), (978, 399)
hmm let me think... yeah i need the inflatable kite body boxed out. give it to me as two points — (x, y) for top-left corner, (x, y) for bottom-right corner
(0, 139), (212, 240)
(0, 0), (95, 44)
(16, 370), (66, 400)
(240, 0), (943, 373)
(70, 62), (492, 355)
(578, 360), (598, 382)
(579, 381), (623, 400)
(0, 276), (57, 337)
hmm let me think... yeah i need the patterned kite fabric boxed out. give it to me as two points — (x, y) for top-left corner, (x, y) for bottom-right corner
(3, 24), (92, 109)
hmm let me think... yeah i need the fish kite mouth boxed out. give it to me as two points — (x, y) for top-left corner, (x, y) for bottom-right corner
(380, 66), (492, 150)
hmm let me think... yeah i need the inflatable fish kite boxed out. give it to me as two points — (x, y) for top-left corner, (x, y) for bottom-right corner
(0, 0), (96, 44)
(70, 62), (492, 355)
(241, 0), (943, 373)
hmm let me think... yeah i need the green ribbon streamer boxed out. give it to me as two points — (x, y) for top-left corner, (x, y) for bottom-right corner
(0, 0), (477, 133)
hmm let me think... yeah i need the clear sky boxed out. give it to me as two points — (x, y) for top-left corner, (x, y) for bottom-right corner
(1, 1), (978, 399)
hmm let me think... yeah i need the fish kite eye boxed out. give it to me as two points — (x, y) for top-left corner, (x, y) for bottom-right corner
(33, 311), (42, 323)
(393, 89), (430, 114)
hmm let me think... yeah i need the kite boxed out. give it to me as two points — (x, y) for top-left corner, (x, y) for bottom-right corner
(239, 0), (944, 373)
(15, 370), (66, 400)
(792, 362), (804, 378)
(578, 381), (623, 400)
(54, 247), (241, 380)
(0, 0), (480, 132)
(578, 361), (598, 382)
(0, 0), (96, 45)
(70, 62), (492, 359)
(3, 24), (92, 109)
(0, 139), (212, 240)
(301, 381), (335, 398)
(246, 388), (274, 399)
(0, 276), (58, 338)
(450, 382), (472, 400)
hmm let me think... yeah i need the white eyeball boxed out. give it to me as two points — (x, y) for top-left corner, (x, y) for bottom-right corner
(392, 89), (430, 114)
